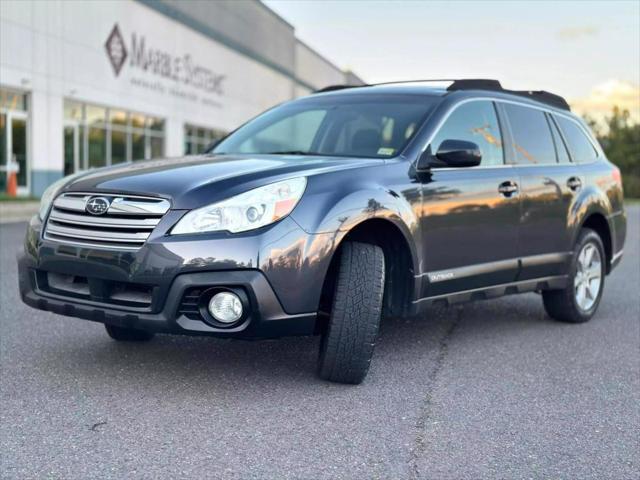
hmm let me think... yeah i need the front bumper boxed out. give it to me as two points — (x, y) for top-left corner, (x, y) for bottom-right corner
(18, 215), (328, 338)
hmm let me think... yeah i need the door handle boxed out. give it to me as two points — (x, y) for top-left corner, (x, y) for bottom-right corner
(498, 180), (519, 197)
(567, 176), (582, 191)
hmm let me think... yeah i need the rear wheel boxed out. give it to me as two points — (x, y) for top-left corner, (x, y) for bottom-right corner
(104, 324), (155, 342)
(318, 241), (385, 384)
(542, 229), (605, 323)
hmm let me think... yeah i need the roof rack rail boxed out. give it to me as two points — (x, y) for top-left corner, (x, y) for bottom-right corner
(446, 79), (571, 111)
(314, 84), (364, 93)
(313, 79), (571, 111)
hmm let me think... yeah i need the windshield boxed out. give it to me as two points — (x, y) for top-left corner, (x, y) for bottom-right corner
(212, 94), (439, 159)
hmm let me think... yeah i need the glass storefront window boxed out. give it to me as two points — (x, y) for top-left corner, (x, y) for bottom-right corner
(88, 127), (107, 168)
(130, 113), (145, 129)
(147, 116), (164, 132)
(150, 136), (164, 158)
(184, 123), (227, 155)
(1, 88), (30, 193)
(0, 113), (6, 192)
(131, 132), (145, 161)
(63, 126), (75, 175)
(85, 105), (106, 126)
(111, 130), (127, 164)
(63, 100), (165, 171)
(11, 118), (27, 186)
(109, 109), (128, 128)
(64, 101), (83, 122)
(0, 88), (27, 112)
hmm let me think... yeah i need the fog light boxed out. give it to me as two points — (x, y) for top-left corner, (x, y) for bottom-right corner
(208, 291), (243, 324)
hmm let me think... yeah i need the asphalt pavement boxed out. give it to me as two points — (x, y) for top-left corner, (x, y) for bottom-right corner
(1, 207), (638, 479)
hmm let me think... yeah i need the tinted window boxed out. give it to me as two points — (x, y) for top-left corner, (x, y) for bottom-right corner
(431, 101), (503, 166)
(548, 114), (571, 163)
(556, 116), (598, 163)
(504, 104), (556, 165)
(214, 95), (438, 158)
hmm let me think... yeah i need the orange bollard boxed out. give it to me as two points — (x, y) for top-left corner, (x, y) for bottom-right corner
(6, 170), (17, 197)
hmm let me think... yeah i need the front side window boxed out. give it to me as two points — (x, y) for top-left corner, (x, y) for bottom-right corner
(213, 95), (438, 159)
(555, 116), (598, 163)
(430, 101), (504, 166)
(503, 104), (556, 165)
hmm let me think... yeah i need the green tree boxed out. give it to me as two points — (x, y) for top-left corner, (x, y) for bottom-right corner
(588, 107), (640, 198)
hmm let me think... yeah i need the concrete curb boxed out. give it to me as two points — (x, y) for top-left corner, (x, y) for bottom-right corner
(0, 202), (39, 224)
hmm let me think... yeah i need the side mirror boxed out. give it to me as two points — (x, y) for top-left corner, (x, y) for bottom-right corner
(433, 139), (482, 167)
(415, 140), (482, 172)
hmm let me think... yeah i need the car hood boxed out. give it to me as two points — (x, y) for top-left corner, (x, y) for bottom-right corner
(62, 154), (382, 209)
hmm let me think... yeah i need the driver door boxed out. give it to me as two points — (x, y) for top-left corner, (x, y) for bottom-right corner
(419, 100), (521, 298)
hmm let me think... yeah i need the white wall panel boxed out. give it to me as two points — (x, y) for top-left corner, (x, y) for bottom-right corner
(0, 0), (356, 194)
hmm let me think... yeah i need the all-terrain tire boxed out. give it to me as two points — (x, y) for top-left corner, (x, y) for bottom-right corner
(318, 241), (385, 384)
(542, 228), (606, 323)
(104, 324), (155, 342)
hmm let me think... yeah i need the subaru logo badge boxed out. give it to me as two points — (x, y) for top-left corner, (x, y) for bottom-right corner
(85, 196), (110, 215)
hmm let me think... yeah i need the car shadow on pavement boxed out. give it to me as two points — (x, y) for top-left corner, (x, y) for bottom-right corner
(27, 293), (556, 392)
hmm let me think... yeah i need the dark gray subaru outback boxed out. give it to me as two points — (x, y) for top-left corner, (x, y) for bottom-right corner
(18, 80), (626, 384)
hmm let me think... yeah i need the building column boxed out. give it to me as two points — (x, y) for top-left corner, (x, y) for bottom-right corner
(165, 116), (183, 157)
(30, 89), (63, 196)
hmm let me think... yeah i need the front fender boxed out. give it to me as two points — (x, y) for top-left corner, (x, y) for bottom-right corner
(291, 166), (419, 235)
(294, 186), (418, 234)
(290, 170), (422, 286)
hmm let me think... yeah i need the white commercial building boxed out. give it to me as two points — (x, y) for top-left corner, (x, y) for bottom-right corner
(0, 0), (362, 196)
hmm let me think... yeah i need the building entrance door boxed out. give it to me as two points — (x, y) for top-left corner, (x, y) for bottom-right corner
(64, 122), (81, 175)
(0, 110), (29, 195)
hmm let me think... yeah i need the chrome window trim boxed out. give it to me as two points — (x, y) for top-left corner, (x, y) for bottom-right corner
(417, 97), (602, 168)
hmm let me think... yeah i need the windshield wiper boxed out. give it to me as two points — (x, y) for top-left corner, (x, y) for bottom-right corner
(263, 150), (319, 155)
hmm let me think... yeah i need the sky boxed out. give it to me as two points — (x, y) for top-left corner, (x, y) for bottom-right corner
(264, 0), (640, 123)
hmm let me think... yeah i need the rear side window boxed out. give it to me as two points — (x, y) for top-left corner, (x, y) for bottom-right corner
(503, 104), (556, 165)
(548, 114), (571, 163)
(430, 101), (504, 166)
(555, 116), (598, 163)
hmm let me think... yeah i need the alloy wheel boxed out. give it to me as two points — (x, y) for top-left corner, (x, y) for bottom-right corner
(574, 243), (602, 311)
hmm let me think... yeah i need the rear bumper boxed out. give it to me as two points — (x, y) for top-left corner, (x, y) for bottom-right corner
(610, 209), (626, 273)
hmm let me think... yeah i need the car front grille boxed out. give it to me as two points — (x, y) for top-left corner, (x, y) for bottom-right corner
(44, 192), (171, 250)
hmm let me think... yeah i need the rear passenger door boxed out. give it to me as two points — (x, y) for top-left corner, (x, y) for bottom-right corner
(500, 103), (579, 280)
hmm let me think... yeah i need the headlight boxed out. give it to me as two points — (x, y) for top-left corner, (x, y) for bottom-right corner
(38, 175), (78, 220)
(171, 177), (307, 234)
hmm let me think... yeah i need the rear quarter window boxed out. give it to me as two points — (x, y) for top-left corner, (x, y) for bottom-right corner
(555, 116), (599, 163)
(548, 114), (571, 163)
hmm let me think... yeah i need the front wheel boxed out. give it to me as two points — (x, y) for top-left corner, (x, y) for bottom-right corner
(318, 241), (385, 384)
(542, 228), (606, 323)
